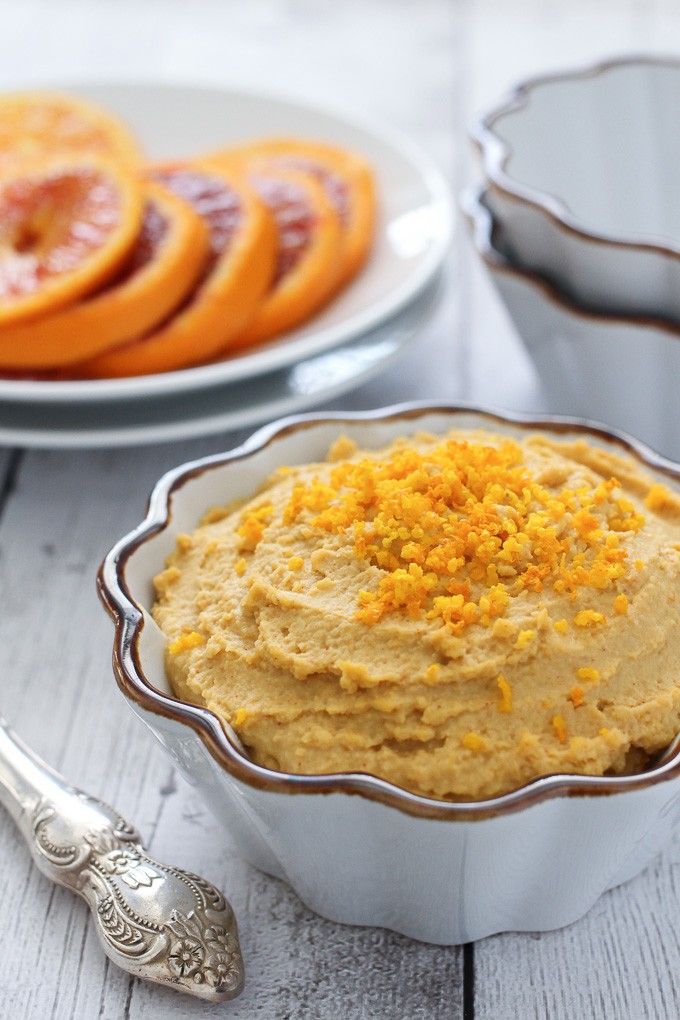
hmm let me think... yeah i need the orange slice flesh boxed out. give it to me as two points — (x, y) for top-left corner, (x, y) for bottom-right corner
(0, 156), (143, 327)
(214, 137), (376, 286)
(227, 167), (343, 350)
(0, 91), (142, 172)
(73, 161), (275, 378)
(0, 181), (209, 369)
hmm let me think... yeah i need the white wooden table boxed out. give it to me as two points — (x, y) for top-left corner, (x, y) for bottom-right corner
(2, 1), (680, 1016)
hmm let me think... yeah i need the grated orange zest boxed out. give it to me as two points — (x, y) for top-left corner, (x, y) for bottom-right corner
(168, 630), (204, 655)
(279, 439), (646, 632)
(237, 503), (274, 551)
(462, 732), (486, 752)
(552, 715), (568, 744)
(573, 610), (605, 628)
(515, 629), (535, 651)
(645, 483), (675, 513)
(497, 673), (512, 713)
(568, 686), (585, 708)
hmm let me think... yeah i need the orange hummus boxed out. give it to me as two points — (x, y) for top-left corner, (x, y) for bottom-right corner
(153, 429), (680, 800)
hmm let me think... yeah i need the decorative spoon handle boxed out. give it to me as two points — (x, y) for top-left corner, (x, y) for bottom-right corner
(0, 716), (244, 1002)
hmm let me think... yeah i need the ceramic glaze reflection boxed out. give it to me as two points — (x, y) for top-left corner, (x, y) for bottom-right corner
(463, 185), (680, 462)
(472, 56), (680, 323)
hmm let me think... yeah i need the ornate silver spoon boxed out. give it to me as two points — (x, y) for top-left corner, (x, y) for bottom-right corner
(0, 716), (244, 1002)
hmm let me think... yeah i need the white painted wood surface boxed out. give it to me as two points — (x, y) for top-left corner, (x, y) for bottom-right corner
(1, 1), (680, 1017)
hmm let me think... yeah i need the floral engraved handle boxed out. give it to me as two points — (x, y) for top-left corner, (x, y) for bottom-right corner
(0, 719), (244, 1002)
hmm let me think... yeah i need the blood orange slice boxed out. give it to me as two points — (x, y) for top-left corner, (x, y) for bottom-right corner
(0, 91), (142, 172)
(0, 156), (143, 327)
(227, 167), (343, 349)
(73, 161), (275, 377)
(0, 181), (209, 369)
(214, 137), (376, 286)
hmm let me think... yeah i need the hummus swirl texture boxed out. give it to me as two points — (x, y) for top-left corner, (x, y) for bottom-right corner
(153, 429), (680, 800)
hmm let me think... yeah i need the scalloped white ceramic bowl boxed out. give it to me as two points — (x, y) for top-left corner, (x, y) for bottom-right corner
(471, 55), (680, 321)
(99, 403), (680, 944)
(462, 185), (680, 463)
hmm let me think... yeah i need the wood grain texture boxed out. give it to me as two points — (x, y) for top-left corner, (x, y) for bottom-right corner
(1, 1), (680, 1018)
(474, 834), (680, 1020)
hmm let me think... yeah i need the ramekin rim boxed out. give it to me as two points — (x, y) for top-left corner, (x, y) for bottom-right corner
(470, 52), (680, 260)
(460, 182), (680, 338)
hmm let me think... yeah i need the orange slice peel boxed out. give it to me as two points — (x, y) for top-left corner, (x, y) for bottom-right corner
(0, 91), (142, 172)
(0, 180), (209, 369)
(73, 160), (276, 378)
(213, 136), (376, 286)
(0, 155), (143, 328)
(226, 166), (343, 349)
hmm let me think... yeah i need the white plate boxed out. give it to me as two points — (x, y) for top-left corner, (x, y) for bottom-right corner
(0, 80), (452, 405)
(0, 275), (442, 448)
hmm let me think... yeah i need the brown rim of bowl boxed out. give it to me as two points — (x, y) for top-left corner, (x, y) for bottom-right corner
(98, 401), (680, 822)
(470, 53), (680, 262)
(461, 182), (680, 339)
